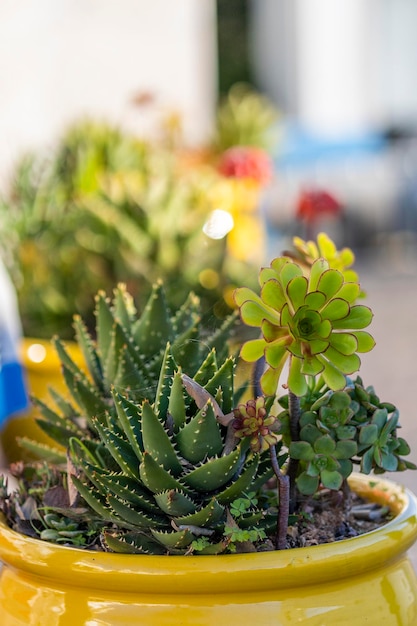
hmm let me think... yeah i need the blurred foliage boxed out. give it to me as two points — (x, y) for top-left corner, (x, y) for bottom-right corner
(0, 121), (243, 339)
(0, 85), (278, 340)
(213, 83), (279, 153)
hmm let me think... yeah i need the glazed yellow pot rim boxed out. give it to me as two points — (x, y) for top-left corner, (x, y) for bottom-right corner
(0, 474), (416, 595)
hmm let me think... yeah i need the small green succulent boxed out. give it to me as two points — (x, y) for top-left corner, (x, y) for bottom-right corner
(234, 252), (375, 396)
(234, 233), (415, 543)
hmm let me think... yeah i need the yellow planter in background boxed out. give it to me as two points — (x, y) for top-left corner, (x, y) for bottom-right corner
(0, 474), (416, 625)
(0, 338), (84, 463)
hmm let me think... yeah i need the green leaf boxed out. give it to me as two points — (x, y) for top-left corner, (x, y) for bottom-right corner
(182, 448), (241, 492)
(331, 305), (373, 330)
(280, 261), (303, 290)
(70, 476), (114, 521)
(289, 441), (315, 461)
(203, 357), (235, 415)
(351, 331), (375, 353)
(175, 401), (223, 464)
(328, 332), (357, 355)
(260, 279), (286, 311)
(73, 315), (104, 392)
(359, 424), (379, 445)
(309, 259), (329, 292)
(316, 270), (344, 300)
(154, 490), (196, 516)
(320, 469), (343, 491)
(131, 281), (173, 357)
(103, 532), (165, 555)
(286, 275), (308, 311)
(318, 357), (346, 391)
(288, 357), (307, 397)
(324, 347), (360, 374)
(241, 339), (266, 362)
(96, 473), (157, 512)
(139, 453), (186, 494)
(112, 391), (144, 461)
(150, 528), (194, 550)
(95, 290), (115, 367)
(361, 448), (374, 474)
(216, 457), (260, 505)
(335, 440), (358, 458)
(174, 498), (225, 527)
(168, 371), (187, 432)
(107, 496), (165, 529)
(239, 300), (278, 327)
(314, 435), (336, 455)
(141, 402), (182, 476)
(296, 472), (319, 495)
(93, 419), (141, 479)
(154, 344), (177, 418)
(336, 282), (360, 304)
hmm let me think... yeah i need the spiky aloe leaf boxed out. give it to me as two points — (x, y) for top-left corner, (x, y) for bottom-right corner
(95, 290), (115, 366)
(154, 490), (196, 516)
(131, 281), (173, 357)
(73, 315), (104, 392)
(60, 364), (108, 429)
(46, 389), (81, 421)
(150, 528), (194, 550)
(203, 357), (235, 415)
(107, 496), (166, 529)
(103, 531), (166, 555)
(16, 437), (67, 464)
(173, 497), (225, 527)
(168, 371), (187, 432)
(70, 475), (115, 522)
(182, 447), (242, 492)
(193, 350), (218, 387)
(92, 419), (141, 480)
(112, 391), (144, 461)
(139, 453), (189, 494)
(95, 474), (158, 512)
(112, 283), (135, 329)
(216, 457), (260, 505)
(154, 344), (177, 418)
(32, 397), (82, 434)
(141, 403), (183, 476)
(175, 401), (223, 464)
(171, 325), (201, 374)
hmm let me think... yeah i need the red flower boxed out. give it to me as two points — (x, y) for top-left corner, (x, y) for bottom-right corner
(218, 147), (273, 185)
(296, 189), (341, 224)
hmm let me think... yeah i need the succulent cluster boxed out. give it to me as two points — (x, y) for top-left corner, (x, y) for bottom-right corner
(0, 233), (415, 555)
(1, 283), (279, 554)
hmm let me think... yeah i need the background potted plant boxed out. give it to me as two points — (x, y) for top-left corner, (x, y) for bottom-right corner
(0, 85), (277, 461)
(0, 233), (415, 625)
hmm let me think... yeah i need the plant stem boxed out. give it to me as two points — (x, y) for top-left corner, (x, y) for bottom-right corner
(287, 389), (301, 513)
(270, 445), (289, 550)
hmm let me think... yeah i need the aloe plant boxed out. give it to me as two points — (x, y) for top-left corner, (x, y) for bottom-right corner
(1, 282), (280, 554)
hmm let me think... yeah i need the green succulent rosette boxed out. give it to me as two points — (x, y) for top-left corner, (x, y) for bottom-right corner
(234, 256), (375, 397)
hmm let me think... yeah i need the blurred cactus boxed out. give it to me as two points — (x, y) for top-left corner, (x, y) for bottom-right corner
(0, 119), (252, 340)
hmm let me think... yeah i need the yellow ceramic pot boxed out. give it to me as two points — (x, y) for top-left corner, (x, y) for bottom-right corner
(0, 474), (416, 625)
(0, 338), (84, 463)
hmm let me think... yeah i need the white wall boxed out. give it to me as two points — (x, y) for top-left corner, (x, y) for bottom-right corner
(250, 0), (417, 137)
(0, 0), (217, 186)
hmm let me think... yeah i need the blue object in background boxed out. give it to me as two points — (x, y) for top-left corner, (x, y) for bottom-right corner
(0, 261), (29, 428)
(273, 122), (388, 171)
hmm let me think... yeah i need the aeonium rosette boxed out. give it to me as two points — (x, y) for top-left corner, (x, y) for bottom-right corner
(234, 253), (375, 397)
